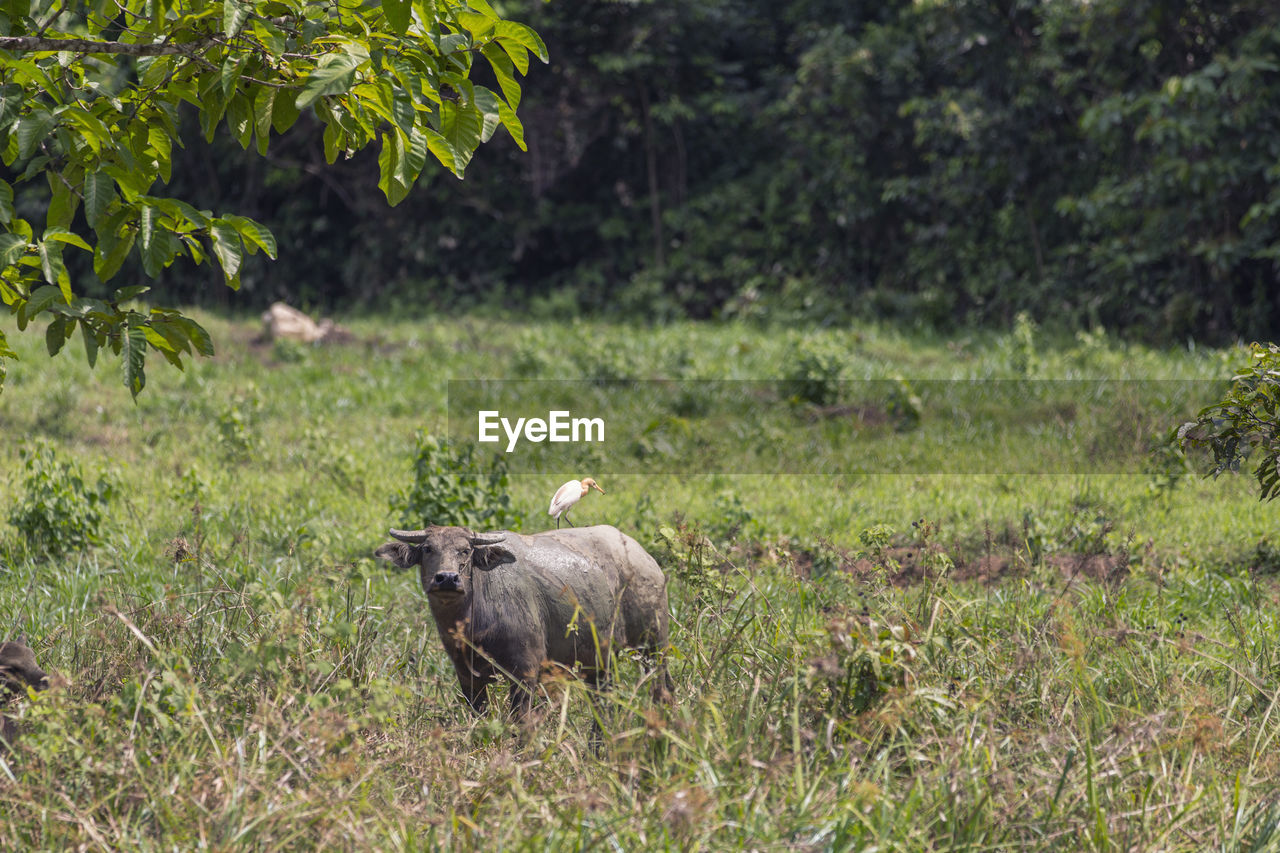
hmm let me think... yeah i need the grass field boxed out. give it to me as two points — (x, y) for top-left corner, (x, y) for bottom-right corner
(1, 310), (1278, 850)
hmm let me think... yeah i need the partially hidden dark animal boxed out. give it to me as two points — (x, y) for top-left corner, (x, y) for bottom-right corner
(1, 639), (50, 748)
(375, 524), (673, 717)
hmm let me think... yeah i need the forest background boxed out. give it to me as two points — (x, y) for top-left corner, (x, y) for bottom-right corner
(19, 0), (1278, 343)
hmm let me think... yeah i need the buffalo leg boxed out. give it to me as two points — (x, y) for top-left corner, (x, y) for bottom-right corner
(508, 679), (536, 721)
(459, 672), (493, 714)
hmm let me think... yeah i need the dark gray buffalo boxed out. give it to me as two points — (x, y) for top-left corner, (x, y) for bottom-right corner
(375, 524), (673, 716)
(2, 639), (50, 748)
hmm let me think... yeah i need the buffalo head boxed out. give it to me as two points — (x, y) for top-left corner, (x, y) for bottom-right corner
(1, 640), (49, 697)
(375, 527), (515, 600)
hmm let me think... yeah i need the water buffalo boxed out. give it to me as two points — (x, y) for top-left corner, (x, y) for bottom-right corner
(375, 524), (673, 717)
(1, 639), (49, 748)
(0, 640), (48, 697)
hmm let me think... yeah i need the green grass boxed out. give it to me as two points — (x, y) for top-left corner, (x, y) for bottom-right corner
(1, 310), (1277, 849)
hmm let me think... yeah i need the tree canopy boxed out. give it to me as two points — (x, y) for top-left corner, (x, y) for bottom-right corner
(107, 0), (1280, 343)
(0, 0), (545, 395)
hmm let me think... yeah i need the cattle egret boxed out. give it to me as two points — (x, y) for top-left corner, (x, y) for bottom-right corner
(549, 477), (605, 528)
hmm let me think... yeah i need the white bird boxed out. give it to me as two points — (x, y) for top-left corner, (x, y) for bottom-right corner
(548, 477), (605, 528)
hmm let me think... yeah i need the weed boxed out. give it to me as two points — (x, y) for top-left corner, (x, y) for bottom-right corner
(6, 440), (115, 557)
(214, 386), (262, 461)
(392, 432), (523, 530)
(783, 339), (844, 406)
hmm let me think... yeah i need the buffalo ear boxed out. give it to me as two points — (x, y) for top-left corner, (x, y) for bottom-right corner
(375, 542), (420, 569)
(472, 544), (515, 569)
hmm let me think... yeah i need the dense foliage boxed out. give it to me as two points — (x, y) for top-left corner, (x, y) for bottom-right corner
(391, 431), (523, 530)
(0, 0), (544, 394)
(75, 0), (1279, 343)
(1179, 342), (1280, 500)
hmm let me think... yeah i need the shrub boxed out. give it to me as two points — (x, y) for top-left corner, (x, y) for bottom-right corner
(1177, 342), (1280, 500)
(783, 340), (845, 406)
(391, 432), (523, 531)
(7, 441), (115, 557)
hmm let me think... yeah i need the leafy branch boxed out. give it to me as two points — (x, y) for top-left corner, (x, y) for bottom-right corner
(1176, 342), (1280, 501)
(0, 0), (547, 397)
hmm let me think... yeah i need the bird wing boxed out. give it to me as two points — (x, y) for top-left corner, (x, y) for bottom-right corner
(549, 480), (579, 516)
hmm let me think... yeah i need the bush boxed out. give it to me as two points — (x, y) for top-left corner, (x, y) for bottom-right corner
(7, 441), (115, 557)
(390, 432), (523, 531)
(1177, 342), (1280, 500)
(783, 340), (845, 406)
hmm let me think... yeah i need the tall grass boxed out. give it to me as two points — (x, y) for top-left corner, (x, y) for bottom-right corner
(0, 311), (1275, 849)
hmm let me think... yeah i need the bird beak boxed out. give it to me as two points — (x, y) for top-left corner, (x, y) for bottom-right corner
(592, 482), (605, 494)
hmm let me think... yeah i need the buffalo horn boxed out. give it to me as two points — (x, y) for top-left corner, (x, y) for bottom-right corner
(469, 533), (507, 547)
(388, 528), (430, 544)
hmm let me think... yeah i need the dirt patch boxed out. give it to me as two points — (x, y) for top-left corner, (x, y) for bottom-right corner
(1043, 552), (1129, 584)
(729, 531), (1130, 589)
(783, 540), (1128, 588)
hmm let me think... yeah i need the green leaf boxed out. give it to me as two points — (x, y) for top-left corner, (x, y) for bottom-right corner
(26, 284), (64, 318)
(381, 0), (410, 35)
(223, 0), (249, 36)
(465, 0), (501, 18)
(83, 171), (116, 229)
(378, 131), (410, 206)
(80, 319), (99, 368)
(493, 21), (548, 63)
(404, 126), (429, 178)
(391, 83), (416, 137)
(496, 99), (525, 151)
(46, 173), (78, 230)
(147, 125), (173, 185)
(0, 178), (12, 224)
(226, 93), (254, 149)
(43, 228), (92, 251)
(176, 316), (214, 357)
(296, 54), (362, 109)
(481, 44), (521, 111)
(0, 327), (18, 360)
(253, 86), (276, 155)
(226, 215), (277, 258)
(138, 203), (156, 255)
(439, 101), (481, 177)
(142, 324), (175, 352)
(149, 316), (192, 355)
(271, 88), (301, 135)
(322, 119), (342, 164)
(210, 222), (243, 282)
(16, 108), (56, 160)
(472, 86), (502, 144)
(221, 54), (246, 97)
(113, 285), (150, 303)
(0, 84), (24, 133)
(45, 314), (67, 356)
(123, 313), (146, 399)
(423, 128), (461, 177)
(37, 241), (70, 300)
(94, 223), (136, 283)
(141, 227), (180, 277)
(0, 232), (27, 266)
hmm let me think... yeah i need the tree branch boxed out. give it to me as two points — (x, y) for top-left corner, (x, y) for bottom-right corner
(0, 36), (212, 56)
